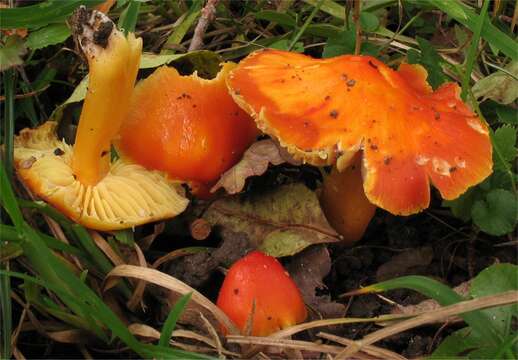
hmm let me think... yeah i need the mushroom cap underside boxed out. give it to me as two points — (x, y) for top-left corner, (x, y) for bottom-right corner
(14, 122), (189, 231)
(227, 49), (493, 215)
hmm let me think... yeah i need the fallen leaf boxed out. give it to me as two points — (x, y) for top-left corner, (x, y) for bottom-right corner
(167, 229), (251, 288)
(472, 61), (518, 104)
(376, 246), (434, 282)
(211, 139), (300, 195)
(0, 35), (27, 71)
(287, 246), (346, 319)
(25, 24), (71, 51)
(204, 183), (340, 257)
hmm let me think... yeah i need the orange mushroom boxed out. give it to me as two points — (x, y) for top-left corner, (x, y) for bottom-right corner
(216, 251), (307, 336)
(227, 49), (493, 218)
(117, 63), (259, 196)
(13, 8), (188, 230)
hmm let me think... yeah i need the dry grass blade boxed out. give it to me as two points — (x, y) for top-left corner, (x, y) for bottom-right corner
(126, 244), (147, 311)
(90, 231), (125, 266)
(12, 347), (25, 360)
(334, 290), (518, 359)
(317, 332), (406, 360)
(227, 336), (374, 359)
(138, 223), (165, 250)
(105, 264), (240, 335)
(78, 345), (93, 359)
(46, 329), (90, 344)
(174, 329), (218, 348)
(227, 335), (343, 355)
(10, 307), (26, 351)
(199, 312), (223, 358)
(152, 248), (201, 269)
(128, 323), (239, 357)
(268, 314), (410, 339)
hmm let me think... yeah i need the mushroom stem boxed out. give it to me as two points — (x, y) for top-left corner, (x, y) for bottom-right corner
(71, 8), (142, 186)
(320, 153), (376, 245)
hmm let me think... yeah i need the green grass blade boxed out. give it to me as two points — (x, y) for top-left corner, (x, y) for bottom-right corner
(494, 333), (518, 359)
(70, 224), (113, 275)
(303, 0), (346, 20)
(461, 0), (490, 100)
(118, 0), (141, 34)
(0, 224), (83, 256)
(16, 200), (118, 275)
(17, 199), (70, 224)
(425, 0), (518, 61)
(2, 69), (16, 182)
(0, 261), (11, 359)
(0, 0), (104, 29)
(159, 292), (192, 347)
(0, 69), (16, 360)
(162, 0), (203, 53)
(345, 275), (501, 346)
(288, 0), (324, 51)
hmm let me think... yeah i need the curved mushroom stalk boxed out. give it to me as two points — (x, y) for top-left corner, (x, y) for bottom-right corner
(227, 49), (493, 215)
(117, 62), (258, 196)
(320, 153), (376, 245)
(13, 8), (188, 230)
(71, 7), (141, 186)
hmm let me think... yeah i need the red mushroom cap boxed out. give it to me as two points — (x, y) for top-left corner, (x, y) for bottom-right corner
(216, 251), (307, 336)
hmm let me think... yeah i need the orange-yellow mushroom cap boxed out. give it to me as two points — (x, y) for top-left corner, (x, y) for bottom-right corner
(216, 251), (307, 336)
(227, 49), (493, 215)
(12, 8), (188, 230)
(117, 63), (259, 195)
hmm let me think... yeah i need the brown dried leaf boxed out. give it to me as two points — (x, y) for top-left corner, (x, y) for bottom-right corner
(211, 139), (300, 194)
(376, 246), (434, 282)
(286, 246), (346, 320)
(204, 183), (340, 257)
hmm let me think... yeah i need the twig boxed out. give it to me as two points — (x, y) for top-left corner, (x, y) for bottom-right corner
(188, 0), (219, 52)
(0, 85), (49, 102)
(334, 290), (518, 359)
(353, 0), (361, 55)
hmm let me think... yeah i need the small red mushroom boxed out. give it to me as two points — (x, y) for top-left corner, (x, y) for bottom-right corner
(216, 251), (307, 336)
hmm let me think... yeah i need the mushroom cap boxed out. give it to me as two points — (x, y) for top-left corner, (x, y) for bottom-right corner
(216, 251), (307, 336)
(227, 49), (493, 215)
(14, 122), (188, 231)
(117, 62), (259, 193)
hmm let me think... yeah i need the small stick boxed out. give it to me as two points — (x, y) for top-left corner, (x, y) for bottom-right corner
(353, 0), (361, 55)
(188, 0), (220, 52)
(0, 85), (49, 102)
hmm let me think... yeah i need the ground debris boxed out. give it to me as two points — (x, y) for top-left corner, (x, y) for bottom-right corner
(376, 246), (434, 282)
(211, 139), (300, 195)
(287, 246), (346, 320)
